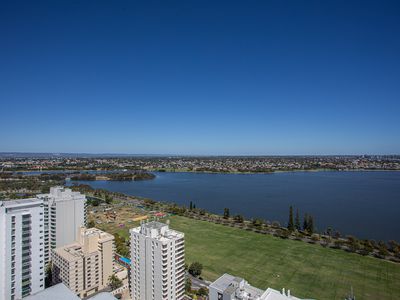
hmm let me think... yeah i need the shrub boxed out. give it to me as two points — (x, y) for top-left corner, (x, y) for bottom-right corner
(188, 262), (203, 277)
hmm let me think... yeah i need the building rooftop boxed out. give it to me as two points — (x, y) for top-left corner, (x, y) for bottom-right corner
(53, 227), (114, 261)
(53, 243), (84, 261)
(88, 292), (118, 300)
(24, 283), (80, 300)
(210, 273), (264, 300)
(210, 274), (303, 300)
(37, 186), (85, 201)
(0, 198), (42, 207)
(83, 227), (114, 242)
(131, 220), (184, 242)
(263, 288), (302, 300)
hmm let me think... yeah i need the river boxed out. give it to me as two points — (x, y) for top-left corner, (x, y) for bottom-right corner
(70, 170), (400, 242)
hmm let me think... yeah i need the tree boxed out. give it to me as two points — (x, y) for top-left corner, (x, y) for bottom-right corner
(361, 240), (373, 255)
(114, 233), (129, 257)
(108, 274), (123, 290)
(45, 261), (53, 288)
(378, 241), (389, 257)
(303, 213), (308, 232)
(105, 194), (113, 204)
(295, 208), (300, 231)
(91, 198), (100, 206)
(252, 218), (264, 228)
(185, 277), (192, 292)
(326, 227), (332, 237)
(388, 240), (398, 252)
(307, 215), (314, 234)
(188, 262), (203, 277)
(223, 208), (230, 219)
(197, 287), (208, 296)
(87, 220), (95, 228)
(287, 206), (294, 231)
(347, 236), (360, 252)
(233, 214), (244, 223)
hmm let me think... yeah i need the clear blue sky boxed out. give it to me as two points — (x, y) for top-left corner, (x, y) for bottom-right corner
(1, 1), (399, 155)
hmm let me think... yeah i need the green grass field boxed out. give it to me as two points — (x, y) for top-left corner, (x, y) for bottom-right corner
(167, 215), (400, 300)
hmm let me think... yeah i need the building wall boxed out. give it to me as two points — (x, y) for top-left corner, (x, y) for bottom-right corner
(100, 238), (114, 287)
(55, 197), (85, 248)
(52, 227), (114, 298)
(0, 200), (45, 300)
(38, 187), (86, 266)
(0, 206), (6, 299)
(130, 222), (185, 300)
(52, 252), (84, 294)
(83, 252), (101, 297)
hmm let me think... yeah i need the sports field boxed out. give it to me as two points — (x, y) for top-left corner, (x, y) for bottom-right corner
(168, 215), (400, 300)
(89, 206), (400, 300)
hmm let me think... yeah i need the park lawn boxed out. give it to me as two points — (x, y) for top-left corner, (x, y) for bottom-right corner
(168, 215), (400, 300)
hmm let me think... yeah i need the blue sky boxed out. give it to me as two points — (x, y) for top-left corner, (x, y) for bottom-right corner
(1, 1), (399, 155)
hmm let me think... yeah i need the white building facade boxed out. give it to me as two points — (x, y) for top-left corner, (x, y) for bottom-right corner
(37, 186), (87, 265)
(130, 221), (185, 300)
(0, 199), (46, 300)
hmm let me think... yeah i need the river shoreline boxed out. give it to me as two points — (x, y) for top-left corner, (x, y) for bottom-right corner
(10, 167), (400, 175)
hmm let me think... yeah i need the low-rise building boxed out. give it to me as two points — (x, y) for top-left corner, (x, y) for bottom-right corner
(24, 283), (118, 300)
(24, 283), (80, 300)
(209, 274), (303, 300)
(52, 227), (114, 298)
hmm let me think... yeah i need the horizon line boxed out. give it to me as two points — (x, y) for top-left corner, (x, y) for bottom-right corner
(0, 151), (399, 157)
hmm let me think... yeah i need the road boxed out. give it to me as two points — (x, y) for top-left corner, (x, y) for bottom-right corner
(188, 273), (210, 290)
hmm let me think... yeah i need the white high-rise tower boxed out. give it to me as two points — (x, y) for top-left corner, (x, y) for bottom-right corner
(0, 199), (45, 300)
(130, 221), (185, 300)
(37, 186), (87, 265)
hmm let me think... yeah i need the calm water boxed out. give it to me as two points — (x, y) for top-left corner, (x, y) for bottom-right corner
(72, 171), (400, 242)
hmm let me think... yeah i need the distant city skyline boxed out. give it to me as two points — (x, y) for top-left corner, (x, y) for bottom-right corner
(1, 1), (399, 155)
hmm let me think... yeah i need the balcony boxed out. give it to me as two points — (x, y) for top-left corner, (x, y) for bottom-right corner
(176, 247), (184, 255)
(22, 239), (31, 245)
(175, 253), (184, 262)
(176, 259), (185, 267)
(22, 250), (31, 257)
(21, 279), (31, 287)
(22, 286), (32, 297)
(22, 259), (31, 265)
(22, 258), (30, 264)
(175, 239), (184, 246)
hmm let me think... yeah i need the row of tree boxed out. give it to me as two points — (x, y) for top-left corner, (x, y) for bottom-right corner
(189, 201), (197, 210)
(287, 205), (315, 233)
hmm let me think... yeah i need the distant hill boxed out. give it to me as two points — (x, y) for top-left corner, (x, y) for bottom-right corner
(0, 152), (168, 158)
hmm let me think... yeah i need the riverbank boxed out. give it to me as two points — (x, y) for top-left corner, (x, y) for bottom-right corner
(148, 167), (400, 175)
(6, 167), (400, 175)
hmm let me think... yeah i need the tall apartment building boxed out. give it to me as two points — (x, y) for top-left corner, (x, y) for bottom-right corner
(37, 186), (87, 264)
(52, 226), (115, 298)
(130, 221), (185, 300)
(0, 199), (46, 300)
